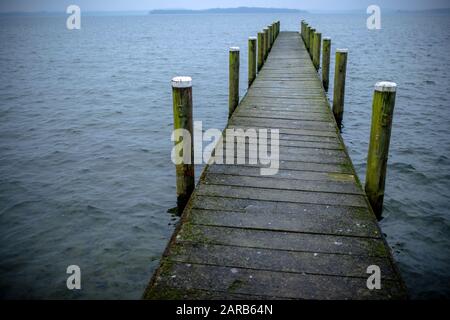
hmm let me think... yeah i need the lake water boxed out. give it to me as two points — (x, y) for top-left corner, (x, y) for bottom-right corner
(0, 12), (449, 299)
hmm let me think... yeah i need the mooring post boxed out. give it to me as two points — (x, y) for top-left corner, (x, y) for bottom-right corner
(248, 37), (257, 87)
(257, 32), (264, 71)
(268, 26), (272, 51)
(171, 76), (195, 211)
(313, 31), (322, 71)
(228, 47), (240, 118)
(271, 23), (275, 45)
(301, 20), (305, 40)
(322, 37), (331, 91)
(309, 28), (315, 58)
(273, 22), (276, 42)
(365, 82), (397, 218)
(305, 24), (310, 49)
(332, 49), (348, 129)
(263, 28), (269, 59)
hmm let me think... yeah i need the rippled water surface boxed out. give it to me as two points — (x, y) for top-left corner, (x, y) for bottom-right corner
(0, 13), (449, 299)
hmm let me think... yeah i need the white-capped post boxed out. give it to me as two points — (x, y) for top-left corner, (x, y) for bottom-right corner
(229, 47), (240, 118)
(171, 76), (194, 212)
(365, 81), (397, 218)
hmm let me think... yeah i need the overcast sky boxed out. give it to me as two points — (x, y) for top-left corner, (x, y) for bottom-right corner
(0, 0), (448, 12)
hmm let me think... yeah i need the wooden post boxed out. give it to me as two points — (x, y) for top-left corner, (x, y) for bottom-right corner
(300, 20), (304, 39)
(273, 23), (276, 42)
(365, 82), (397, 218)
(229, 47), (240, 118)
(322, 37), (331, 91)
(263, 28), (269, 59)
(271, 24), (274, 46)
(309, 28), (315, 58)
(305, 24), (310, 49)
(248, 37), (257, 87)
(257, 32), (264, 71)
(313, 31), (321, 71)
(268, 25), (273, 50)
(171, 76), (194, 211)
(332, 49), (348, 129)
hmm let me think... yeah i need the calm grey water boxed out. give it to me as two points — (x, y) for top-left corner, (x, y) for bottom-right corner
(0, 12), (449, 299)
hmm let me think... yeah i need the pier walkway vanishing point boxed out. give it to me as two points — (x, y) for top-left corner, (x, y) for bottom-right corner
(144, 31), (407, 299)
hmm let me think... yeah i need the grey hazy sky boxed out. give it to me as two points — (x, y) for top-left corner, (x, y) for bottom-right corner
(0, 0), (448, 12)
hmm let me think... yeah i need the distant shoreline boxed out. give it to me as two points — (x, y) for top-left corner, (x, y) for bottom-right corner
(1, 7), (449, 17)
(149, 7), (307, 15)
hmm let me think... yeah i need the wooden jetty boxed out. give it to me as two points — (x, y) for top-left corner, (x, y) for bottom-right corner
(144, 27), (407, 299)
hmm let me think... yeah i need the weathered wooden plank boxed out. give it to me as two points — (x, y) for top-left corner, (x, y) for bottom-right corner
(195, 184), (368, 207)
(176, 225), (388, 257)
(188, 204), (380, 238)
(229, 118), (336, 131)
(169, 243), (398, 279)
(203, 173), (364, 195)
(148, 263), (405, 300)
(207, 165), (353, 181)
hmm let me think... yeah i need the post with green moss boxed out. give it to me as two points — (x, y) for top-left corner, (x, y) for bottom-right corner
(305, 24), (310, 49)
(365, 82), (397, 219)
(322, 37), (331, 91)
(268, 26), (272, 51)
(257, 32), (264, 72)
(313, 31), (321, 71)
(271, 23), (275, 45)
(263, 28), (269, 59)
(332, 49), (348, 129)
(272, 22), (276, 41)
(171, 76), (194, 212)
(248, 37), (257, 87)
(228, 47), (240, 118)
(309, 28), (315, 58)
(301, 20), (305, 39)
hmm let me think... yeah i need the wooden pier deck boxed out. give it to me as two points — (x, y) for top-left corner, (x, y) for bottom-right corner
(144, 31), (407, 300)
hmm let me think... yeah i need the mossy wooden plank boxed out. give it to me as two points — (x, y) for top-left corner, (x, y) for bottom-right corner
(207, 160), (352, 173)
(203, 173), (363, 195)
(228, 118), (336, 131)
(207, 165), (353, 180)
(233, 113), (333, 122)
(195, 184), (367, 207)
(169, 243), (397, 279)
(189, 207), (380, 238)
(228, 125), (337, 137)
(148, 263), (405, 300)
(177, 225), (388, 257)
(224, 137), (341, 149)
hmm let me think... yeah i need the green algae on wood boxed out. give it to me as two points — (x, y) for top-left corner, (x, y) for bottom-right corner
(228, 47), (240, 118)
(257, 32), (264, 71)
(322, 37), (331, 91)
(332, 49), (348, 129)
(171, 76), (195, 211)
(365, 82), (397, 218)
(313, 31), (322, 71)
(248, 37), (257, 87)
